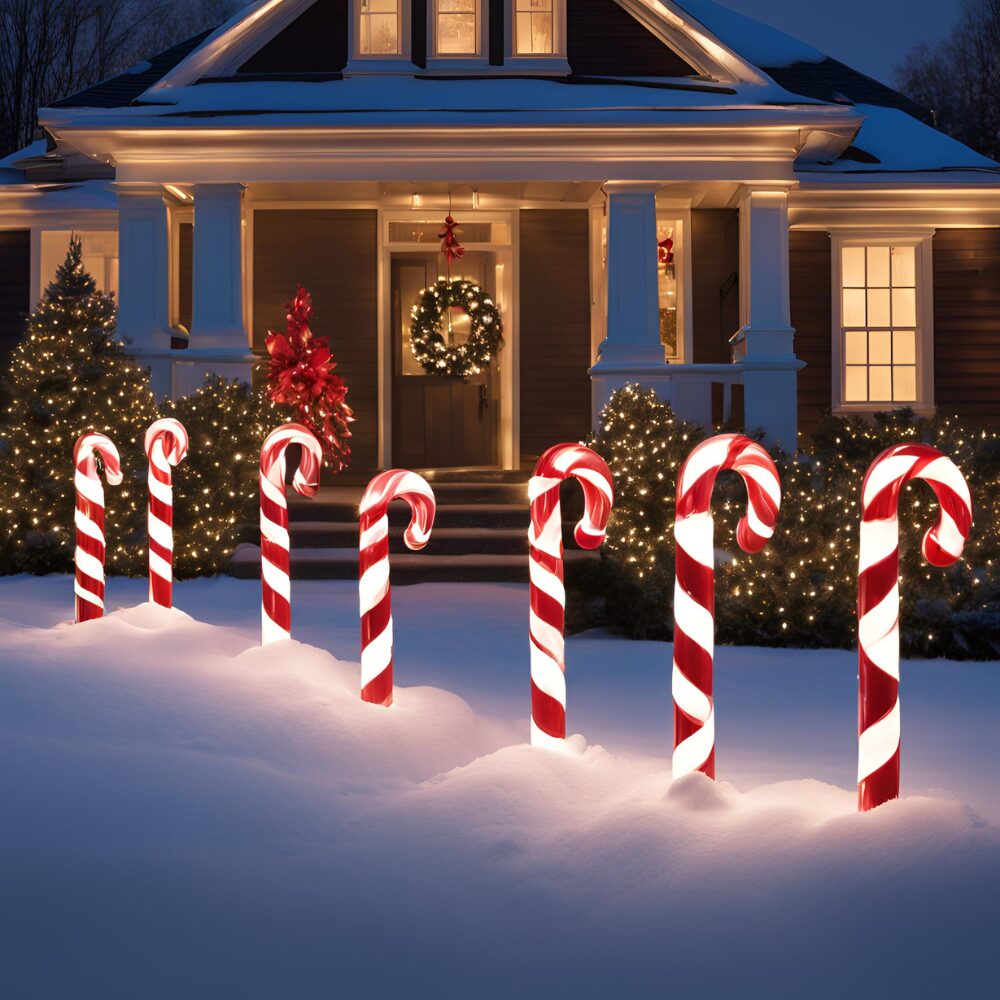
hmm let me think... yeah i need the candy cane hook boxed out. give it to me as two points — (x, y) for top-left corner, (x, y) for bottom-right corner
(144, 418), (189, 608)
(359, 471), (436, 706)
(672, 434), (781, 780)
(857, 444), (972, 812)
(259, 423), (322, 645)
(73, 432), (123, 623)
(529, 444), (614, 749)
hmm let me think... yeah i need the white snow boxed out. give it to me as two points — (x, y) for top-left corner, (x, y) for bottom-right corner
(2, 575), (999, 996)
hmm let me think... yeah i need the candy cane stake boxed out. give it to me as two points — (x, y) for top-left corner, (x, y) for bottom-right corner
(529, 444), (614, 749)
(73, 432), (123, 623)
(260, 423), (323, 645)
(672, 434), (781, 780)
(144, 418), (189, 608)
(359, 471), (436, 706)
(857, 444), (972, 812)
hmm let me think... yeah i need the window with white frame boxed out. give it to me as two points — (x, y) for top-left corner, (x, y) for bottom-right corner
(435, 0), (479, 55)
(514, 0), (555, 55)
(838, 241), (927, 407)
(358, 0), (402, 56)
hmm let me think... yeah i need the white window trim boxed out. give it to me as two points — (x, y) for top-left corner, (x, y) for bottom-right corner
(505, 0), (570, 75)
(346, 0), (412, 75)
(831, 230), (935, 415)
(426, 0), (488, 70)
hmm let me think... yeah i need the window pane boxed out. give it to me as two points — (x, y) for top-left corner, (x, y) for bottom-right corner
(891, 245), (916, 287)
(893, 366), (917, 402)
(869, 366), (892, 402)
(892, 287), (917, 327)
(360, 0), (399, 54)
(842, 246), (866, 287)
(843, 288), (866, 327)
(893, 329), (916, 365)
(867, 246), (891, 287)
(869, 329), (892, 364)
(867, 288), (890, 327)
(845, 366), (868, 402)
(515, 0), (554, 54)
(845, 329), (867, 364)
(438, 0), (477, 54)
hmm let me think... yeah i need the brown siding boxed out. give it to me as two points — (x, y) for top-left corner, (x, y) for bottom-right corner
(790, 230), (833, 439)
(253, 210), (379, 467)
(568, 0), (697, 77)
(0, 230), (30, 359)
(178, 222), (193, 333)
(519, 210), (592, 461)
(691, 209), (739, 364)
(239, 0), (348, 75)
(934, 229), (1000, 427)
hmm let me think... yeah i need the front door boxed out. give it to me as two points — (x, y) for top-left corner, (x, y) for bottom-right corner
(392, 253), (499, 468)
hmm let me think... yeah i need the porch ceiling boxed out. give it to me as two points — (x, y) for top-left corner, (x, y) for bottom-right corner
(245, 180), (605, 205)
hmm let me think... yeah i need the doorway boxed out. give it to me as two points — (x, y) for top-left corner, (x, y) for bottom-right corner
(391, 251), (500, 468)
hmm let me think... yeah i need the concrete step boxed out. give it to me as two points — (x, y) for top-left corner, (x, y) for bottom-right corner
(288, 500), (528, 529)
(290, 522), (532, 554)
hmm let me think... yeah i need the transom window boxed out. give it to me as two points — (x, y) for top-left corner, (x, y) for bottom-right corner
(841, 244), (919, 405)
(359, 0), (401, 55)
(515, 0), (554, 55)
(436, 0), (479, 55)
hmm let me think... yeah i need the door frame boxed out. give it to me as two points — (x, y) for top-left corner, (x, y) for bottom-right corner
(377, 208), (519, 470)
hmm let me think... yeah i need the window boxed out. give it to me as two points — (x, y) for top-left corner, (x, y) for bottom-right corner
(358, 0), (401, 56)
(514, 0), (554, 55)
(657, 218), (680, 359)
(436, 0), (478, 55)
(41, 231), (118, 299)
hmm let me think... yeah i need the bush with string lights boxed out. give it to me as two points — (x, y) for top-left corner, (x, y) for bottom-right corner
(585, 385), (1000, 659)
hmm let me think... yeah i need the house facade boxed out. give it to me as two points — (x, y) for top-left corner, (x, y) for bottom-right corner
(1, 0), (999, 470)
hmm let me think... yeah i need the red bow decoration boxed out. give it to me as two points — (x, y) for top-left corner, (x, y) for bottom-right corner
(658, 235), (675, 273)
(265, 285), (354, 472)
(440, 214), (465, 267)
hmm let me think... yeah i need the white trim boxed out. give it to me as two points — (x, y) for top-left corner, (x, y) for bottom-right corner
(505, 0), (569, 74)
(346, 0), (412, 74)
(426, 0), (487, 69)
(830, 230), (935, 416)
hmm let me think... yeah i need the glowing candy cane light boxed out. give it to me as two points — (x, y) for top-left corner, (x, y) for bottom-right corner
(359, 471), (436, 706)
(529, 444), (614, 749)
(73, 432), (123, 623)
(857, 444), (972, 812)
(672, 434), (781, 780)
(259, 423), (323, 645)
(144, 418), (189, 608)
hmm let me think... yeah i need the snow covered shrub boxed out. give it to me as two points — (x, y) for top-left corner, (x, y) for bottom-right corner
(585, 386), (1000, 659)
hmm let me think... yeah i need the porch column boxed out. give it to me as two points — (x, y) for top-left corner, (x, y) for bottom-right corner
(116, 186), (172, 393)
(736, 185), (803, 449)
(589, 182), (667, 421)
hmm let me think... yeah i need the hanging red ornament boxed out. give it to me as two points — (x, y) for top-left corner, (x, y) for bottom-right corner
(440, 214), (465, 267)
(265, 285), (354, 473)
(658, 235), (675, 275)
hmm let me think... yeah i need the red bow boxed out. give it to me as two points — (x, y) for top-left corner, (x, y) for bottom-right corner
(658, 236), (674, 270)
(440, 214), (465, 265)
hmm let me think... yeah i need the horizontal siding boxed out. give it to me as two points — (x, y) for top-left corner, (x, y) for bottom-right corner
(691, 209), (739, 364)
(252, 210), (378, 467)
(519, 210), (592, 461)
(239, 0), (348, 74)
(934, 229), (1000, 427)
(790, 230), (833, 439)
(178, 222), (193, 332)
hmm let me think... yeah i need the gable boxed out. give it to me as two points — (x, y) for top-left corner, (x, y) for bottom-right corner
(238, 0), (348, 76)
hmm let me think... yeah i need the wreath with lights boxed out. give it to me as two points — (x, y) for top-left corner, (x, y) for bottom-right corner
(409, 278), (504, 377)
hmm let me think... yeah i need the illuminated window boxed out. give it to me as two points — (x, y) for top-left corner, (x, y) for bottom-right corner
(514, 0), (554, 55)
(436, 0), (478, 55)
(358, 0), (401, 56)
(657, 218), (680, 359)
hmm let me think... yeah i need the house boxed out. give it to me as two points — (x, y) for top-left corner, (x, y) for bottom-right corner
(1, 0), (998, 472)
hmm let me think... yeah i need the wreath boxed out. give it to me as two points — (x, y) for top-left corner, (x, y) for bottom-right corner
(409, 278), (504, 377)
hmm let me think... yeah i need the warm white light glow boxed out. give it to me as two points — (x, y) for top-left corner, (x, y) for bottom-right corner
(359, 0), (401, 55)
(436, 0), (478, 54)
(515, 0), (554, 54)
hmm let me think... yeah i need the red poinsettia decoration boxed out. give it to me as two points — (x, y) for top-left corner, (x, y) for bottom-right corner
(439, 214), (465, 266)
(658, 234), (675, 275)
(265, 286), (353, 472)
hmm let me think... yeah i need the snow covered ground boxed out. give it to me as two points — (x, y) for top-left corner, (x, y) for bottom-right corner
(2, 575), (998, 998)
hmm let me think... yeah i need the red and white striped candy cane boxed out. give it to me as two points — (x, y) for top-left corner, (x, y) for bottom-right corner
(529, 444), (614, 749)
(359, 471), (436, 706)
(672, 434), (781, 780)
(857, 444), (972, 812)
(144, 418), (189, 608)
(73, 432), (123, 623)
(259, 423), (323, 645)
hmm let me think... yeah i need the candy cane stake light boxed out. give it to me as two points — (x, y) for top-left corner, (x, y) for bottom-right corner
(73, 432), (123, 623)
(359, 471), (436, 706)
(857, 444), (972, 812)
(672, 434), (781, 780)
(144, 418), (189, 608)
(529, 444), (614, 750)
(259, 423), (323, 646)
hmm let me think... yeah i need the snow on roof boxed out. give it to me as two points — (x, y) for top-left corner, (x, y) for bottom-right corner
(0, 138), (49, 170)
(672, 0), (824, 68)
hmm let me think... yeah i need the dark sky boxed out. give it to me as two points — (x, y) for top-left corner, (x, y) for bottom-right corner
(715, 0), (958, 85)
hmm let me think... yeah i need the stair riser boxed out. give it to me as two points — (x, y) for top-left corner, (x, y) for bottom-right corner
(288, 503), (528, 529)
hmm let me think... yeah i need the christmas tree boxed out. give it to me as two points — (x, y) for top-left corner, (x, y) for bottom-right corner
(0, 236), (158, 575)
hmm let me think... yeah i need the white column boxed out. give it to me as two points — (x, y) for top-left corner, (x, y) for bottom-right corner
(117, 186), (171, 352)
(736, 186), (803, 449)
(589, 182), (669, 421)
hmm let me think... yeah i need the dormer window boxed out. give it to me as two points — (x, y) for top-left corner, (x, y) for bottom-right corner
(435, 0), (479, 55)
(358, 0), (402, 56)
(514, 0), (553, 55)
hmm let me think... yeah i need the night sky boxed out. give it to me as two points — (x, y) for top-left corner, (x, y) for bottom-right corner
(717, 0), (957, 85)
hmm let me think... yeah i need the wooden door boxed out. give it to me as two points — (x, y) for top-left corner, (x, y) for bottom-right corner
(392, 253), (499, 468)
